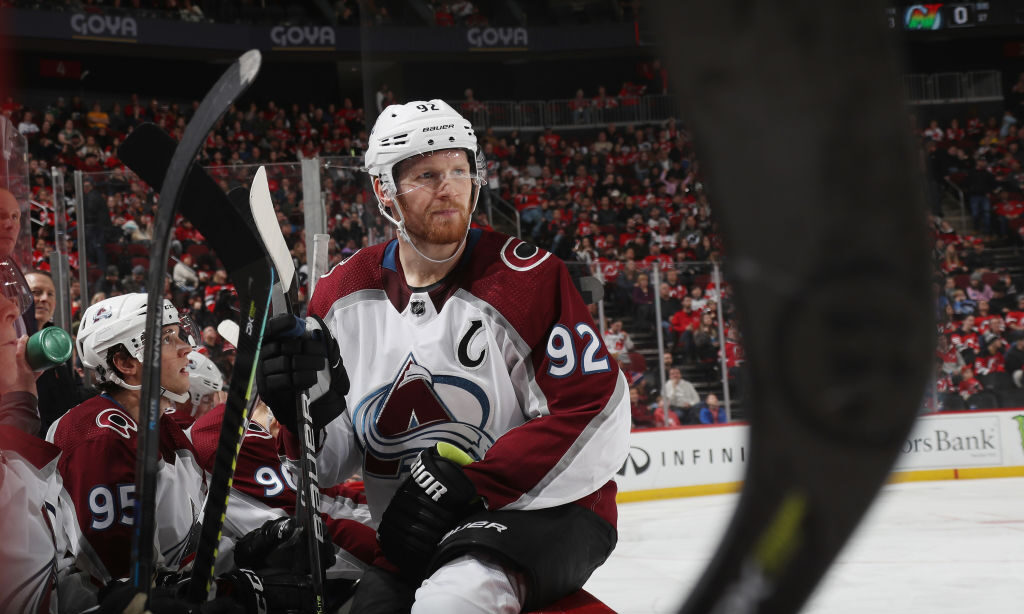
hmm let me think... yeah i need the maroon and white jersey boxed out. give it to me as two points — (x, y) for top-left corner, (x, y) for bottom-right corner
(46, 395), (205, 581)
(301, 229), (631, 528)
(0, 426), (100, 613)
(189, 406), (375, 579)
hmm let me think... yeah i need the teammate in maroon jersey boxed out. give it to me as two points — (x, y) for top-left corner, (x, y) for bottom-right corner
(256, 99), (630, 612)
(46, 293), (207, 582)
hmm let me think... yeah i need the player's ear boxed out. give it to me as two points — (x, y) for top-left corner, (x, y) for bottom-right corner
(373, 177), (393, 207)
(111, 348), (140, 378)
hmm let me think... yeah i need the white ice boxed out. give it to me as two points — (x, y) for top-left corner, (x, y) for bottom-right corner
(584, 477), (1024, 613)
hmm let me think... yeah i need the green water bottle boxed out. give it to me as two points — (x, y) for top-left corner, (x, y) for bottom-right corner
(25, 327), (73, 372)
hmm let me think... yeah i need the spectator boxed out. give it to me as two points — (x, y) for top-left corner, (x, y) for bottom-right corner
(630, 386), (657, 428)
(652, 396), (681, 427)
(964, 157), (997, 235)
(662, 366), (700, 424)
(1005, 332), (1024, 387)
(603, 318), (634, 361)
(24, 270), (85, 436)
(173, 253), (199, 292)
(97, 265), (125, 297)
(121, 264), (148, 294)
(16, 111), (38, 136)
(966, 271), (993, 302)
(698, 393), (727, 424)
(693, 310), (720, 362)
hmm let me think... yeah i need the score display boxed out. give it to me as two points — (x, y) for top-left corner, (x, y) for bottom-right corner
(886, 3), (997, 31)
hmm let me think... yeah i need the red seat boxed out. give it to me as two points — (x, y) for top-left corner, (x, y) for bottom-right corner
(104, 243), (123, 258)
(127, 243), (149, 258)
(186, 243), (210, 260)
(982, 271), (1000, 287)
(131, 256), (149, 270)
(953, 273), (970, 289)
(627, 351), (647, 373)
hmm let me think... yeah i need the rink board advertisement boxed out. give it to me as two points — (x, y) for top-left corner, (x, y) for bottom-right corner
(616, 409), (1024, 502)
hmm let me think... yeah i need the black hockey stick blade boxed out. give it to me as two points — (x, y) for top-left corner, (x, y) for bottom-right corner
(118, 121), (276, 604)
(131, 49), (260, 605)
(646, 2), (935, 613)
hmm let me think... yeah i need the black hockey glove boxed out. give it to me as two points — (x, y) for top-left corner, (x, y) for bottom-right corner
(255, 314), (349, 437)
(234, 515), (333, 575)
(377, 443), (481, 580)
(215, 567), (322, 614)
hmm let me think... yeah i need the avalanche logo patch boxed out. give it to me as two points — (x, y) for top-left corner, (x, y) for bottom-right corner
(353, 354), (494, 479)
(96, 408), (138, 439)
(500, 237), (550, 272)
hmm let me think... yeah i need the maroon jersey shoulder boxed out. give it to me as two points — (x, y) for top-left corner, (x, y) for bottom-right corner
(52, 395), (139, 454)
(308, 242), (391, 318)
(462, 231), (576, 345)
(0, 425), (60, 470)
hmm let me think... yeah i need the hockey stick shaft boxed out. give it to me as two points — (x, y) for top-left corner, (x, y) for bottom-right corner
(131, 49), (261, 604)
(119, 124), (275, 605)
(246, 169), (327, 613)
(645, 2), (934, 613)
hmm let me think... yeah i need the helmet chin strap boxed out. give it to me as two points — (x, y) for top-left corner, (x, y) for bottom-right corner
(104, 369), (190, 404)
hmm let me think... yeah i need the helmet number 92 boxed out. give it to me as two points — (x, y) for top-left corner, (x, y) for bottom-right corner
(546, 323), (611, 378)
(417, 103), (440, 112)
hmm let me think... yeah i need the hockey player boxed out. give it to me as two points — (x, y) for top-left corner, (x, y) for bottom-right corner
(166, 349), (225, 429)
(190, 398), (376, 608)
(256, 100), (630, 612)
(46, 293), (207, 583)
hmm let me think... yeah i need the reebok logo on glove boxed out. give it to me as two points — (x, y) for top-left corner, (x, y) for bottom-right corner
(410, 455), (448, 501)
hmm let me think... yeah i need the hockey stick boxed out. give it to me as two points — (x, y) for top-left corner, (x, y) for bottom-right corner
(117, 121), (278, 605)
(645, 2), (934, 613)
(130, 49), (261, 608)
(245, 167), (328, 613)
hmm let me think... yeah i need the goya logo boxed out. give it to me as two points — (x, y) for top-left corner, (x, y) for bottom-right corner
(904, 4), (943, 30)
(1014, 415), (1024, 452)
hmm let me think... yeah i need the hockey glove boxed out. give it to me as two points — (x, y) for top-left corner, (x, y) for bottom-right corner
(234, 515), (334, 575)
(377, 443), (481, 580)
(216, 567), (325, 614)
(255, 314), (349, 436)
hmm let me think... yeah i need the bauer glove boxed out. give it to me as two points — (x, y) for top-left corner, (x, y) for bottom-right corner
(234, 515), (333, 575)
(255, 313), (349, 436)
(376, 443), (481, 580)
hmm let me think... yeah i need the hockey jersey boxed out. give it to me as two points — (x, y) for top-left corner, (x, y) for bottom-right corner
(189, 405), (375, 578)
(46, 395), (205, 581)
(0, 426), (99, 613)
(301, 229), (631, 528)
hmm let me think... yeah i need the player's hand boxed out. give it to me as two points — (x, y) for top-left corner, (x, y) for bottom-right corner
(234, 515), (333, 575)
(215, 567), (321, 614)
(255, 314), (349, 436)
(377, 443), (481, 580)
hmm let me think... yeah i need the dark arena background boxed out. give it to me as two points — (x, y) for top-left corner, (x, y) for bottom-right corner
(0, 1), (1021, 613)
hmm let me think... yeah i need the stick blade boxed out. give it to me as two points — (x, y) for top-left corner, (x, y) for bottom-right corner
(250, 166), (295, 290)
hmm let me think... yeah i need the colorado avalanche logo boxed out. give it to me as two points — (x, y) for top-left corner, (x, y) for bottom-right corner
(500, 237), (550, 272)
(92, 306), (113, 323)
(354, 354), (494, 479)
(96, 408), (138, 439)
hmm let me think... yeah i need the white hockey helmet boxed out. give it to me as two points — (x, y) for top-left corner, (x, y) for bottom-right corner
(186, 350), (224, 409)
(365, 99), (486, 197)
(77, 293), (197, 401)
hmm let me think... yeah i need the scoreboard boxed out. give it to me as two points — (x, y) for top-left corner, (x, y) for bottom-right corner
(886, 3), (1021, 31)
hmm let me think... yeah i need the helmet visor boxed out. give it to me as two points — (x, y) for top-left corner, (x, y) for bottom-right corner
(393, 150), (479, 198)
